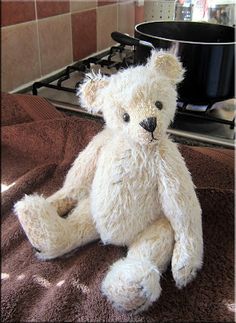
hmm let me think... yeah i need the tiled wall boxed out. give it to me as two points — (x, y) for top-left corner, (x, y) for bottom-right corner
(1, 0), (144, 93)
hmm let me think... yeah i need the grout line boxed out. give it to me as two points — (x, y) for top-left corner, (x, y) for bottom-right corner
(34, 0), (38, 20)
(116, 2), (118, 32)
(1, 19), (36, 30)
(34, 0), (43, 78)
(68, 12), (73, 64)
(71, 7), (97, 14)
(96, 6), (99, 53)
(69, 0), (72, 13)
(34, 12), (71, 23)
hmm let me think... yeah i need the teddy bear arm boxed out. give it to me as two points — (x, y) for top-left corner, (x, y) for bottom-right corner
(47, 129), (111, 216)
(158, 141), (203, 288)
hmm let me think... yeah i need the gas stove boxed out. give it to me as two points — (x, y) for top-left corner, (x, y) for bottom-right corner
(26, 45), (235, 148)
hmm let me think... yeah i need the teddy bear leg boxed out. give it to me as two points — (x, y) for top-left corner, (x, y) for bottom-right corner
(14, 195), (99, 260)
(102, 217), (174, 312)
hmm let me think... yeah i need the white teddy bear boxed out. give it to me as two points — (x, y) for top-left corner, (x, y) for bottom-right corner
(15, 50), (203, 313)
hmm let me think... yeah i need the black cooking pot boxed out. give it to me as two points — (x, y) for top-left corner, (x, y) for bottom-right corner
(111, 21), (235, 105)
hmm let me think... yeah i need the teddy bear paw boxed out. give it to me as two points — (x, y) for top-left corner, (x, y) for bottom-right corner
(172, 262), (199, 289)
(171, 240), (203, 289)
(101, 258), (161, 313)
(172, 254), (203, 289)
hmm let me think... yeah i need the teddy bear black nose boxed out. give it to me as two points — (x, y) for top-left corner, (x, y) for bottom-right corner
(139, 117), (157, 133)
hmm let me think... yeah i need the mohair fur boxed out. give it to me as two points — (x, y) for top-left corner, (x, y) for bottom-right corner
(14, 50), (203, 313)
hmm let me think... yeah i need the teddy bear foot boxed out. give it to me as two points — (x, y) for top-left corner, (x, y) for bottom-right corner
(101, 258), (161, 313)
(14, 194), (69, 259)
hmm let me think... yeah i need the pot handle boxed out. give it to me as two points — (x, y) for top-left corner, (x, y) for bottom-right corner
(111, 31), (154, 49)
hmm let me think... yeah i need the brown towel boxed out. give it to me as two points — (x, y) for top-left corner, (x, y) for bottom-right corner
(1, 93), (234, 322)
(1, 92), (62, 126)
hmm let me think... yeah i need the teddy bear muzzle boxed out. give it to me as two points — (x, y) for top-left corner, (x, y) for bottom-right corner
(139, 117), (157, 133)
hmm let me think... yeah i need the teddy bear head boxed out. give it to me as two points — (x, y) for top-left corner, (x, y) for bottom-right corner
(78, 50), (184, 145)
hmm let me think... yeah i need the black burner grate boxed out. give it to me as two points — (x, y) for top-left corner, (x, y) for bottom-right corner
(32, 46), (134, 96)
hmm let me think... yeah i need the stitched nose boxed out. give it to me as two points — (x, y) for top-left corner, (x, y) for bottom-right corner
(139, 117), (157, 133)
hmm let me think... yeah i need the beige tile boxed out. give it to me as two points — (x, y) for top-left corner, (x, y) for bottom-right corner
(118, 1), (135, 35)
(97, 4), (118, 51)
(38, 14), (73, 75)
(1, 22), (40, 92)
(70, 0), (97, 12)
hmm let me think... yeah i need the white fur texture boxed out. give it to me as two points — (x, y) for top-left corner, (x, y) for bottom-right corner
(102, 258), (161, 313)
(14, 50), (203, 312)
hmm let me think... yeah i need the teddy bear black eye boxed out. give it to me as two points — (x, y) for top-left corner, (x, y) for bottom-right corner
(123, 113), (130, 122)
(155, 101), (163, 110)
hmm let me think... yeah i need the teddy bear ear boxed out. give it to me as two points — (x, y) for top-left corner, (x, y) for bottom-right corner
(147, 50), (185, 84)
(77, 72), (109, 113)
